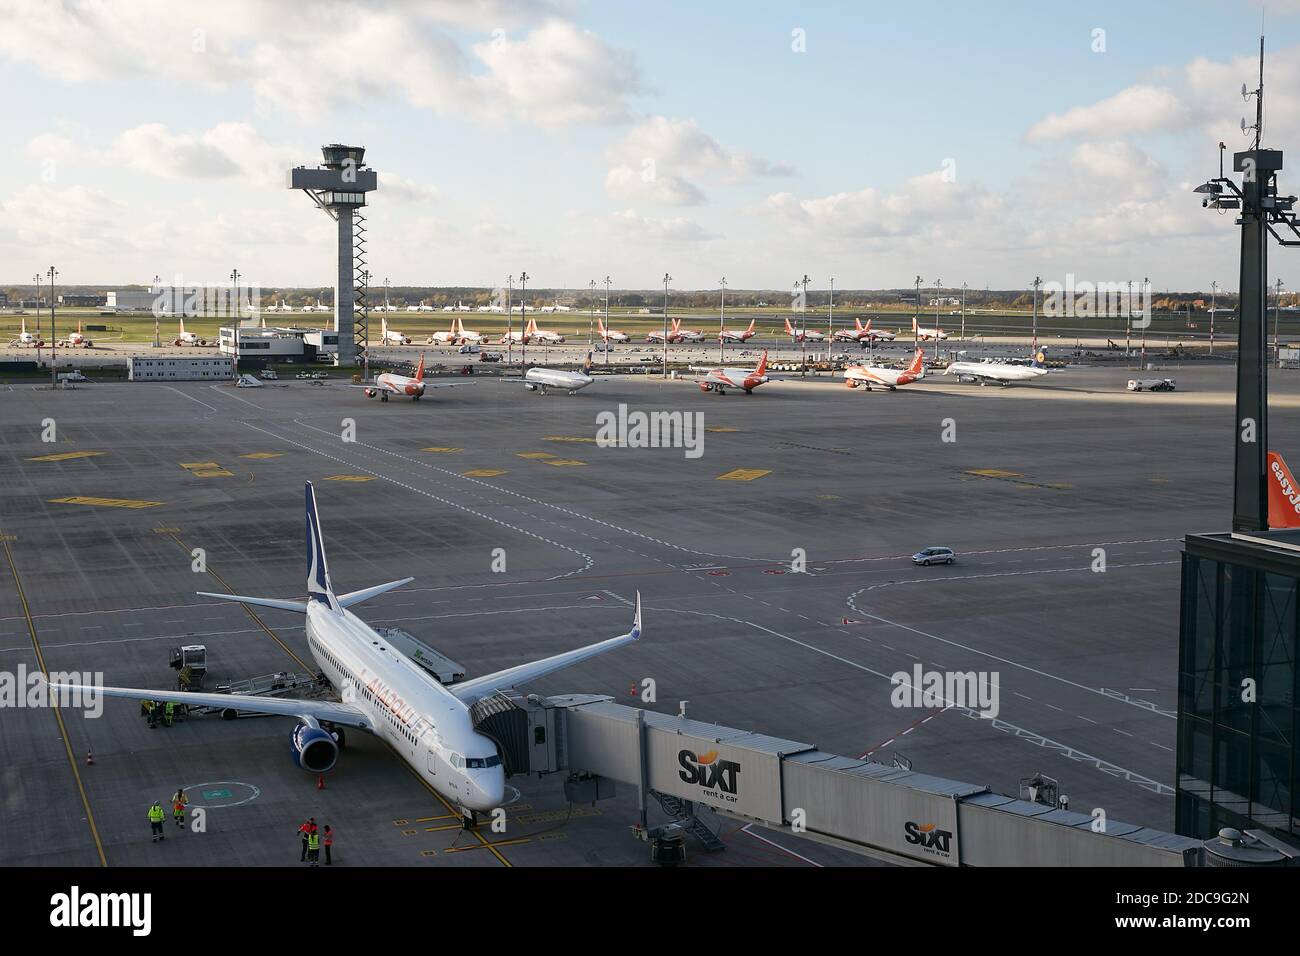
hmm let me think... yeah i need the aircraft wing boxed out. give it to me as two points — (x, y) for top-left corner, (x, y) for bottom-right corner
(421, 381), (472, 389)
(45, 679), (374, 730)
(450, 593), (641, 705)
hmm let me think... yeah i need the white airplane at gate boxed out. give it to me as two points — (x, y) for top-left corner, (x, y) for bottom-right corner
(913, 317), (948, 341)
(454, 317), (485, 345)
(945, 352), (1049, 386)
(690, 349), (770, 394)
(13, 314), (43, 348)
(428, 318), (460, 346)
(507, 354), (594, 395)
(64, 319), (91, 348)
(175, 317), (206, 347)
(51, 482), (642, 823)
(843, 348), (926, 391)
(380, 315), (411, 346)
(350, 353), (467, 401)
(719, 318), (756, 343)
(667, 318), (706, 342)
(597, 316), (629, 343)
(784, 317), (825, 342)
(833, 318), (895, 343)
(525, 316), (565, 344)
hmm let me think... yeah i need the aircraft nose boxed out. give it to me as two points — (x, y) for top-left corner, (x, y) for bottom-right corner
(471, 769), (505, 811)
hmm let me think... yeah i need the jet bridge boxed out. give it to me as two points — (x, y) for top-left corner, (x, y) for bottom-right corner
(496, 694), (1224, 867)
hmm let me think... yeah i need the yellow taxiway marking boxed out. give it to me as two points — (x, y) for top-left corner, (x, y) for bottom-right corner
(240, 452), (284, 459)
(325, 475), (376, 482)
(462, 469), (506, 477)
(419, 849), (438, 857)
(817, 494), (841, 500)
(705, 426), (739, 433)
(966, 469), (1021, 478)
(443, 837), (533, 853)
(180, 461), (233, 477)
(421, 447), (462, 453)
(26, 450), (105, 462)
(152, 526), (181, 533)
(1, 534), (108, 867)
(543, 459), (586, 467)
(50, 496), (163, 509)
(517, 452), (555, 459)
(717, 468), (771, 481)
(544, 435), (597, 443)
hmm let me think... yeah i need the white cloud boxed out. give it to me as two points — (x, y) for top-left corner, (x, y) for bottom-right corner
(378, 173), (442, 203)
(0, 2), (639, 127)
(1026, 85), (1196, 141)
(603, 116), (791, 205)
(607, 210), (722, 243)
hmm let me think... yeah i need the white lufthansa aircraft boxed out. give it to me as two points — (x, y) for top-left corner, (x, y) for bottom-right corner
(945, 352), (1050, 386)
(52, 483), (643, 822)
(508, 355), (594, 395)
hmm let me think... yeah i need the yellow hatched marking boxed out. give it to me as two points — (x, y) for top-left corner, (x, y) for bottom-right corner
(817, 494), (841, 500)
(463, 469), (506, 477)
(180, 461), (232, 477)
(543, 459), (586, 467)
(544, 435), (597, 443)
(240, 452), (284, 459)
(26, 450), (105, 462)
(324, 475), (376, 482)
(517, 452), (555, 459)
(421, 447), (462, 453)
(50, 496), (163, 509)
(717, 468), (770, 481)
(705, 426), (739, 433)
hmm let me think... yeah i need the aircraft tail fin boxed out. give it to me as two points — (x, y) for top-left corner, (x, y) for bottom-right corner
(784, 316), (795, 334)
(582, 352), (593, 373)
(745, 318), (755, 334)
(305, 481), (340, 608)
(907, 348), (925, 376)
(1031, 348), (1048, 369)
(415, 352), (426, 381)
(1268, 451), (1300, 528)
(756, 349), (768, 376)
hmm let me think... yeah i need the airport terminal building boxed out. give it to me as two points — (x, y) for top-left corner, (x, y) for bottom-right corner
(1178, 531), (1300, 848)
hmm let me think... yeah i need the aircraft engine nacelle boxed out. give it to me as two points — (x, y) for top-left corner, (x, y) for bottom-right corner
(845, 378), (859, 388)
(290, 724), (339, 773)
(364, 388), (378, 399)
(524, 382), (537, 391)
(174, 338), (183, 346)
(698, 381), (711, 392)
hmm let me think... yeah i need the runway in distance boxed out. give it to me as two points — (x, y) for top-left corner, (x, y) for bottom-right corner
(945, 352), (1050, 386)
(843, 348), (926, 391)
(51, 483), (644, 821)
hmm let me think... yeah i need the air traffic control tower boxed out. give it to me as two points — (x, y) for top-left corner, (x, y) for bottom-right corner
(288, 145), (377, 367)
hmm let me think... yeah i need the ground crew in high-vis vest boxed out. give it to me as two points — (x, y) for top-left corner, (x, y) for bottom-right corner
(143, 700), (157, 728)
(172, 788), (188, 828)
(164, 701), (175, 727)
(307, 828), (321, 866)
(148, 801), (166, 842)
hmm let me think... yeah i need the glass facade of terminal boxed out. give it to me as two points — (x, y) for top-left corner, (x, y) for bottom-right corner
(1177, 535), (1300, 846)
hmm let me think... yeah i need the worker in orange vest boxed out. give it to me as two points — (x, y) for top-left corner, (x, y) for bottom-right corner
(323, 825), (333, 865)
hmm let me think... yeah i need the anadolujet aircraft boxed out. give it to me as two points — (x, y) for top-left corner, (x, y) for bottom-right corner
(52, 483), (644, 823)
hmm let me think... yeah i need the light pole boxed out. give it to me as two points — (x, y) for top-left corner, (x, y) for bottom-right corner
(47, 266), (58, 387)
(603, 276), (611, 366)
(1275, 278), (1286, 368)
(662, 273), (671, 376)
(1139, 276), (1150, 369)
(934, 277), (942, 359)
(519, 272), (529, 367)
(798, 274), (810, 377)
(718, 276), (727, 364)
(961, 281), (967, 343)
(229, 268), (241, 377)
(506, 275), (513, 366)
(588, 279), (597, 355)
(1030, 276), (1041, 353)
(913, 276), (923, 349)
(153, 273), (161, 348)
(828, 276), (835, 345)
(33, 272), (42, 362)
(1210, 279), (1218, 355)
(1126, 278), (1133, 357)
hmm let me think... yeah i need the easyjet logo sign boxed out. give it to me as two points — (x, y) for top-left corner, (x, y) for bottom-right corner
(1271, 459), (1300, 517)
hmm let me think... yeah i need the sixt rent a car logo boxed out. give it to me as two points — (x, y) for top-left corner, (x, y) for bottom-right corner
(678, 748), (741, 802)
(904, 821), (954, 856)
(1271, 460), (1300, 517)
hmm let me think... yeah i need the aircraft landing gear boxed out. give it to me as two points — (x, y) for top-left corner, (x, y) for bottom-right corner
(413, 393), (421, 400)
(380, 392), (389, 402)
(888, 385), (897, 392)
(461, 808), (478, 830)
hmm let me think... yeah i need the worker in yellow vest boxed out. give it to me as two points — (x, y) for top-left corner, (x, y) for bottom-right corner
(306, 828), (321, 866)
(148, 801), (166, 842)
(163, 701), (175, 727)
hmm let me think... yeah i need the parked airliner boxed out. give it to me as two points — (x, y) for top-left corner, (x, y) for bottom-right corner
(351, 353), (467, 401)
(945, 352), (1049, 386)
(508, 354), (594, 395)
(380, 315), (411, 346)
(843, 348), (926, 391)
(51, 483), (643, 822)
(13, 314), (43, 348)
(718, 318), (756, 343)
(597, 316), (629, 343)
(912, 317), (948, 341)
(175, 317), (206, 347)
(689, 350), (769, 394)
(784, 317), (825, 343)
(525, 316), (566, 344)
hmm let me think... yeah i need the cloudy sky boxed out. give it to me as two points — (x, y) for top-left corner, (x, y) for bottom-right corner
(3, 0), (1300, 292)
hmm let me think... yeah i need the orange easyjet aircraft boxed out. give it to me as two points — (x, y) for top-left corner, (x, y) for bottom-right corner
(1268, 451), (1300, 527)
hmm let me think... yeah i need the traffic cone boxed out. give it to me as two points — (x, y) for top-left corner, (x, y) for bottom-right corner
(316, 774), (325, 790)
(85, 749), (94, 765)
